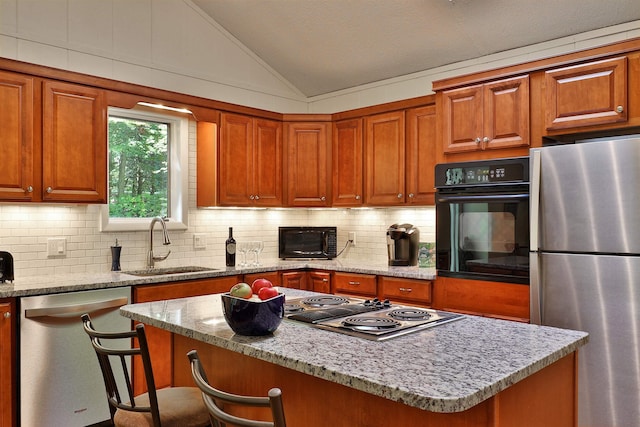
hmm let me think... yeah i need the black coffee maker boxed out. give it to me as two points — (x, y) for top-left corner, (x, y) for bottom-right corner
(386, 224), (420, 266)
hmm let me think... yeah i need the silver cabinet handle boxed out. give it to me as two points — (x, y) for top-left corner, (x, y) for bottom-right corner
(397, 193), (403, 198)
(46, 187), (53, 193)
(408, 193), (414, 198)
(355, 195), (360, 200)
(249, 195), (255, 200)
(399, 287), (413, 293)
(3, 312), (10, 319)
(24, 297), (128, 319)
(616, 105), (624, 113)
(348, 281), (360, 286)
(26, 185), (33, 193)
(475, 137), (482, 144)
(255, 195), (260, 200)
(322, 278), (329, 282)
(321, 196), (326, 201)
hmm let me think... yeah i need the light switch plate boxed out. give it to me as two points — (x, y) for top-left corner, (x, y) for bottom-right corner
(193, 233), (207, 249)
(47, 237), (67, 257)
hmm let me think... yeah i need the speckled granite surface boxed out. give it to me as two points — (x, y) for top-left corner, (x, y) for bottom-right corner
(0, 260), (436, 298)
(120, 288), (588, 414)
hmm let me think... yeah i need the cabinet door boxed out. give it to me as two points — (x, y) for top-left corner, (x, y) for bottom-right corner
(545, 57), (627, 131)
(405, 105), (436, 205)
(281, 271), (308, 290)
(253, 118), (283, 206)
(132, 276), (241, 394)
(0, 71), (35, 202)
(0, 299), (16, 427)
(483, 75), (529, 150)
(364, 111), (406, 205)
(333, 272), (377, 297)
(379, 277), (432, 307)
(308, 271), (331, 294)
(441, 84), (484, 153)
(244, 271), (281, 287)
(332, 119), (363, 206)
(219, 113), (253, 206)
(284, 122), (331, 207)
(42, 80), (107, 203)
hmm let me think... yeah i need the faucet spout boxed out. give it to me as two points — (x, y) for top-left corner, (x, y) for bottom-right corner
(147, 217), (171, 268)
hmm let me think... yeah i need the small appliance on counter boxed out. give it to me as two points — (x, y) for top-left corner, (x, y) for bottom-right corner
(386, 224), (420, 266)
(279, 226), (337, 259)
(0, 251), (14, 283)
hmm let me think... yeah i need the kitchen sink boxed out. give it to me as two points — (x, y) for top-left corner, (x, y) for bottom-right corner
(123, 266), (219, 276)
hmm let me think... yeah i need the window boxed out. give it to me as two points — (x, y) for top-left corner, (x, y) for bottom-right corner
(100, 106), (189, 232)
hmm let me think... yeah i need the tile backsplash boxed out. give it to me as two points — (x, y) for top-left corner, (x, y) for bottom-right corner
(0, 120), (435, 278)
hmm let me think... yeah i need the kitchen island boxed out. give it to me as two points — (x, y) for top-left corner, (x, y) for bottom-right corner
(121, 289), (588, 427)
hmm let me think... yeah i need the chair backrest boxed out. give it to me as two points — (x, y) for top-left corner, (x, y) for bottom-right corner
(81, 313), (162, 427)
(187, 350), (287, 427)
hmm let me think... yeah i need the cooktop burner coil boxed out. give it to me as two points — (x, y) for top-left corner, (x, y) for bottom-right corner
(388, 308), (432, 321)
(302, 296), (350, 307)
(341, 316), (401, 330)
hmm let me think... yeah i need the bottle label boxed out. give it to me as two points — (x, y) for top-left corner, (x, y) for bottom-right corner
(226, 242), (236, 254)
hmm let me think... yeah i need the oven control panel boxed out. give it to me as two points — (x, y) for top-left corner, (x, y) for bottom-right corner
(435, 157), (529, 187)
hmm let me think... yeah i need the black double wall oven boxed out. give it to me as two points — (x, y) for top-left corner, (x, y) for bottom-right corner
(435, 157), (530, 284)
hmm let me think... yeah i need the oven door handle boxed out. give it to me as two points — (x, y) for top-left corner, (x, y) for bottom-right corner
(437, 193), (529, 203)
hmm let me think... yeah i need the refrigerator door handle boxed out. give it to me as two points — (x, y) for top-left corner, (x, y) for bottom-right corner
(529, 253), (541, 324)
(530, 149), (541, 252)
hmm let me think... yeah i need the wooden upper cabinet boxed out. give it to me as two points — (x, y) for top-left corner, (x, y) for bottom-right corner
(218, 113), (283, 207)
(441, 75), (529, 155)
(0, 299), (16, 427)
(364, 111), (406, 205)
(405, 105), (436, 205)
(545, 56), (628, 131)
(0, 70), (35, 202)
(332, 118), (364, 206)
(42, 80), (107, 203)
(284, 122), (331, 207)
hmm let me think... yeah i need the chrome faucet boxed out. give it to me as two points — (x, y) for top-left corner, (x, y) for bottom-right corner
(147, 216), (171, 268)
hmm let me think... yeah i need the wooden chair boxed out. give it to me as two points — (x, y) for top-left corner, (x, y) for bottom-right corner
(81, 314), (210, 427)
(187, 350), (287, 427)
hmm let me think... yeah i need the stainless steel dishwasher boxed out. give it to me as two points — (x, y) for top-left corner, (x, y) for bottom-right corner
(20, 286), (131, 427)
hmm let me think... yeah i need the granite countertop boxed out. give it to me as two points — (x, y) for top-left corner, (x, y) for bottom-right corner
(120, 288), (588, 413)
(0, 260), (437, 298)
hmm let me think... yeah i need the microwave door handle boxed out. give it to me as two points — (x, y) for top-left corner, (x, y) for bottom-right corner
(321, 231), (329, 255)
(437, 193), (528, 203)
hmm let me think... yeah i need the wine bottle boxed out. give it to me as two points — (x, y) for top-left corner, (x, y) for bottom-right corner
(225, 227), (236, 267)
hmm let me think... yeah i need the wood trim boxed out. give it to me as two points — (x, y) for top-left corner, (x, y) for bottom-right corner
(332, 94), (436, 121)
(433, 37), (640, 91)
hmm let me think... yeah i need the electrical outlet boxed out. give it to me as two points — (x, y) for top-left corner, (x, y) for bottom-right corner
(47, 237), (67, 257)
(193, 233), (207, 249)
(348, 231), (356, 246)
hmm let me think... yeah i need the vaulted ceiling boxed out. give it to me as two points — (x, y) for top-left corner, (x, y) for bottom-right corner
(192, 0), (640, 97)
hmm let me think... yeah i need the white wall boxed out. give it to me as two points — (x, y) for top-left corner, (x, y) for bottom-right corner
(1, 1), (638, 113)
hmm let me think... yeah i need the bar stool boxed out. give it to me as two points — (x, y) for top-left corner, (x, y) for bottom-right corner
(187, 350), (287, 427)
(81, 314), (210, 427)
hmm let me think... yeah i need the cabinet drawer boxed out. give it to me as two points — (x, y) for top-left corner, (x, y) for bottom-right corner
(379, 277), (432, 305)
(333, 272), (377, 297)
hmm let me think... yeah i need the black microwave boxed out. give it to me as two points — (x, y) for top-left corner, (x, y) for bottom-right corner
(278, 227), (337, 259)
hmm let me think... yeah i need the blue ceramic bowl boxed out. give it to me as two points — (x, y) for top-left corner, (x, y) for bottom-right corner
(221, 292), (285, 336)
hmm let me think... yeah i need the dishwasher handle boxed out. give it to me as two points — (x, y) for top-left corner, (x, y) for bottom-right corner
(24, 296), (129, 319)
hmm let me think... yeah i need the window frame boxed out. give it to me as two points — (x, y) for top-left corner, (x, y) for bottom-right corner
(100, 106), (189, 232)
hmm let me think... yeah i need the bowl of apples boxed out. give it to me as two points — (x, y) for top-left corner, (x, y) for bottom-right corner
(221, 278), (285, 336)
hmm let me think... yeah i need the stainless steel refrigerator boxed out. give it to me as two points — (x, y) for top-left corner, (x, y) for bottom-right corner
(530, 137), (640, 427)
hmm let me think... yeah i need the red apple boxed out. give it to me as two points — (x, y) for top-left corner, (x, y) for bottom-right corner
(258, 286), (279, 300)
(251, 278), (273, 294)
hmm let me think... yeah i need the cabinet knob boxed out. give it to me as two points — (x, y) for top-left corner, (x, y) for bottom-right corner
(355, 195), (361, 200)
(249, 195), (255, 200)
(483, 136), (490, 143)
(408, 193), (414, 198)
(397, 193), (403, 198)
(46, 187), (53, 193)
(26, 185), (33, 193)
(475, 137), (482, 144)
(321, 196), (326, 201)
(3, 312), (9, 319)
(616, 105), (624, 113)
(254, 195), (260, 200)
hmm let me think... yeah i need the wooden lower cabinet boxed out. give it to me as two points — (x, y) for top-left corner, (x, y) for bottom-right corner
(244, 271), (281, 287)
(132, 276), (241, 394)
(0, 299), (16, 427)
(308, 270), (331, 293)
(432, 276), (529, 322)
(334, 272), (377, 298)
(173, 335), (578, 427)
(379, 276), (432, 307)
(280, 271), (308, 290)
